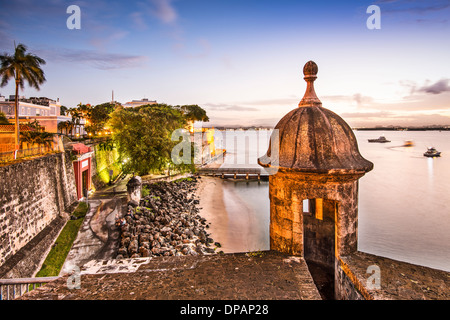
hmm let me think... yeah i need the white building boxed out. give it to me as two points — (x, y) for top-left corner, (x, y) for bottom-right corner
(1, 95), (61, 117)
(0, 96), (73, 133)
(123, 98), (157, 108)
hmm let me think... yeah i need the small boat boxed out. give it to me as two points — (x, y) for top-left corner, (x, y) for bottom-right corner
(404, 140), (414, 147)
(423, 147), (441, 157)
(368, 136), (391, 143)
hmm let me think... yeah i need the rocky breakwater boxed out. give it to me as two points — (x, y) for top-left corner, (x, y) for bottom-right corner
(116, 177), (220, 259)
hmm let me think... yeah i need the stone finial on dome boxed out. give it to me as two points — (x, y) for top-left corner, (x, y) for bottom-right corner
(299, 60), (322, 107)
(303, 60), (318, 76)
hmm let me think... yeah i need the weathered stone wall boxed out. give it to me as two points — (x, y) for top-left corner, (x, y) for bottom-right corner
(0, 151), (77, 271)
(303, 207), (335, 269)
(0, 215), (68, 278)
(336, 251), (450, 300)
(268, 170), (362, 257)
(335, 258), (365, 300)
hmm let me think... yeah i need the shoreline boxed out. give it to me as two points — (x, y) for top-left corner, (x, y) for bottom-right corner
(196, 176), (268, 254)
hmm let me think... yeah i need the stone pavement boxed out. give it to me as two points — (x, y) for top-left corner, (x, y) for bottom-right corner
(18, 251), (321, 300)
(61, 197), (124, 275)
(60, 175), (130, 275)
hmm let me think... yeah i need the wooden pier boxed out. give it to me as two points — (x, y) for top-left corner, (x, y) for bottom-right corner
(197, 167), (270, 180)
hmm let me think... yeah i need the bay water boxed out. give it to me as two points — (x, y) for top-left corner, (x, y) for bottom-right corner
(213, 129), (450, 272)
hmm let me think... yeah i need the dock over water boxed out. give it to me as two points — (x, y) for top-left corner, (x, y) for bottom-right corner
(198, 164), (270, 180)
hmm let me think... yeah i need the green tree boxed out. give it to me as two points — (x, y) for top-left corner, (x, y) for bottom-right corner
(108, 104), (188, 175)
(60, 105), (68, 116)
(0, 111), (9, 125)
(75, 103), (92, 119)
(21, 120), (54, 147)
(67, 102), (115, 136)
(0, 43), (46, 149)
(89, 102), (115, 134)
(67, 107), (84, 137)
(178, 104), (209, 122)
(57, 121), (67, 134)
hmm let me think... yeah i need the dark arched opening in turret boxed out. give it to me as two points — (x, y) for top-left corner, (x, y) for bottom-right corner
(303, 198), (338, 300)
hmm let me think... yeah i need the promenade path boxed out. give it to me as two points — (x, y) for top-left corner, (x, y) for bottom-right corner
(60, 175), (130, 275)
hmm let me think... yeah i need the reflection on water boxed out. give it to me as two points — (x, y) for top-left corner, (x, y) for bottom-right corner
(427, 157), (434, 184)
(222, 180), (270, 252)
(218, 130), (450, 272)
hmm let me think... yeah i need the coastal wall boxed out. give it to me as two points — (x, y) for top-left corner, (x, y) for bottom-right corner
(335, 251), (450, 300)
(0, 151), (77, 277)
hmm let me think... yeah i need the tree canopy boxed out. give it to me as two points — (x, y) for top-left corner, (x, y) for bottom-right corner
(0, 111), (9, 125)
(20, 120), (54, 147)
(66, 102), (116, 135)
(0, 43), (46, 91)
(108, 103), (206, 175)
(178, 104), (210, 122)
(60, 105), (68, 116)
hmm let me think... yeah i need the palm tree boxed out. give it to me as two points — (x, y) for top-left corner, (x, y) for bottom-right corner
(0, 43), (46, 150)
(66, 120), (74, 136)
(58, 121), (67, 135)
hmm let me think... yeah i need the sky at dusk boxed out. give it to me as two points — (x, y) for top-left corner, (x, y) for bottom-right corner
(1, 0), (450, 127)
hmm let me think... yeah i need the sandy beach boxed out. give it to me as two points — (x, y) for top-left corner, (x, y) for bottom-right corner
(196, 176), (269, 254)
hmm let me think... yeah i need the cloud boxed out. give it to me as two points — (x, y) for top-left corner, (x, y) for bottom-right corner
(376, 0), (450, 14)
(353, 93), (374, 108)
(417, 79), (450, 95)
(148, 0), (177, 24)
(340, 110), (450, 127)
(130, 12), (148, 30)
(89, 30), (130, 50)
(36, 48), (148, 70)
(399, 80), (417, 95)
(206, 115), (279, 128)
(239, 97), (299, 106)
(204, 103), (260, 112)
(321, 93), (374, 108)
(415, 18), (448, 24)
(174, 38), (211, 59)
(341, 111), (393, 119)
(0, 30), (14, 49)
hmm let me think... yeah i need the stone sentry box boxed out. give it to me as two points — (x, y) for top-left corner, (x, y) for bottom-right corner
(258, 61), (373, 297)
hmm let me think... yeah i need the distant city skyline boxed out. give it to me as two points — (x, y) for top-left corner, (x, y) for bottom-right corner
(1, 0), (449, 127)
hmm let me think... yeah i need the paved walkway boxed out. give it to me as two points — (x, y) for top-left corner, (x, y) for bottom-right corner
(61, 175), (130, 275)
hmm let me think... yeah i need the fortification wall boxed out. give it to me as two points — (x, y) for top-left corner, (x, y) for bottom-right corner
(0, 151), (77, 275)
(335, 251), (450, 300)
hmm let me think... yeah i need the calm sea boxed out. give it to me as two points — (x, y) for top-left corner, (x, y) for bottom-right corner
(213, 129), (450, 272)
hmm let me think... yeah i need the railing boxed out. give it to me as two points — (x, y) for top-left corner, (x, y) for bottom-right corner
(0, 145), (55, 163)
(0, 276), (60, 300)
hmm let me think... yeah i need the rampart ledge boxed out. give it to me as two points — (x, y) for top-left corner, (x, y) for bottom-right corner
(336, 251), (450, 300)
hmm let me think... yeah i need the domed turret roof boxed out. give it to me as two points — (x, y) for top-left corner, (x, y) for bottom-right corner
(258, 61), (373, 174)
